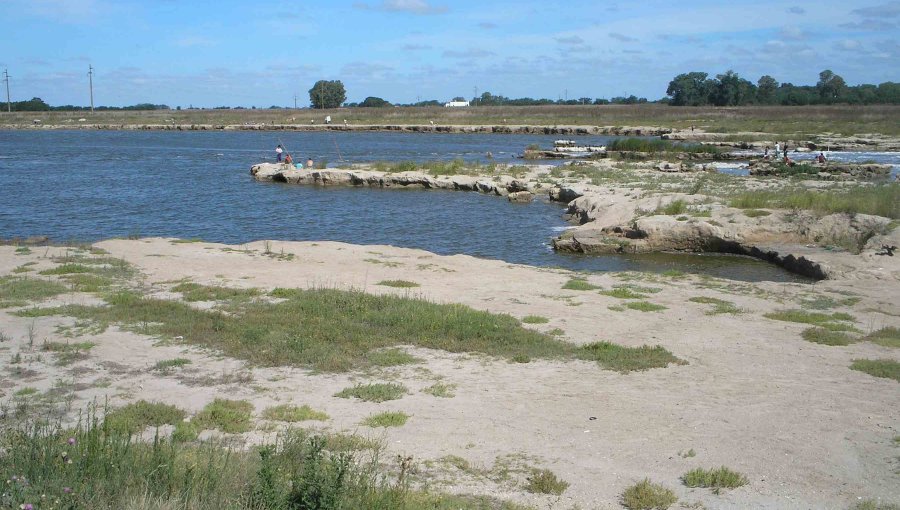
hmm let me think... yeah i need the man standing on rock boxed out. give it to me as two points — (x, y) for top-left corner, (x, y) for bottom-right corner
(275, 144), (284, 162)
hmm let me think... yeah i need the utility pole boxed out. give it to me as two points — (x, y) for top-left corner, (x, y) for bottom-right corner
(88, 65), (94, 113)
(473, 86), (477, 106)
(3, 69), (10, 113)
(293, 93), (297, 109)
(565, 88), (568, 102)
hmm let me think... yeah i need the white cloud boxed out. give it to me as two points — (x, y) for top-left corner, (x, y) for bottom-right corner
(354, 0), (448, 15)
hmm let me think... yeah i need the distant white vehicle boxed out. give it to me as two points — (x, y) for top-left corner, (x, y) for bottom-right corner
(444, 101), (469, 107)
(78, 118), (86, 122)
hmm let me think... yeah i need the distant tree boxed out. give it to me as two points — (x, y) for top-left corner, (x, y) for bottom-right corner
(757, 75), (779, 104)
(10, 97), (51, 111)
(451, 96), (466, 102)
(413, 99), (441, 106)
(666, 72), (712, 106)
(309, 80), (346, 109)
(876, 82), (900, 104)
(359, 96), (391, 107)
(710, 70), (756, 106)
(593, 98), (610, 105)
(816, 70), (847, 103)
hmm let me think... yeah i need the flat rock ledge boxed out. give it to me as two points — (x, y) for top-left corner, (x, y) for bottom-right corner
(250, 163), (533, 196)
(551, 189), (900, 280)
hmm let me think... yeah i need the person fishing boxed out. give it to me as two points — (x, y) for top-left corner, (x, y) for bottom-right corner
(275, 144), (284, 162)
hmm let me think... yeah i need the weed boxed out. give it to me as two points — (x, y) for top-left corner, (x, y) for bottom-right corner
(172, 282), (260, 303)
(524, 469), (569, 495)
(562, 278), (600, 291)
(681, 466), (748, 489)
(39, 263), (92, 275)
(578, 341), (684, 373)
(802, 328), (856, 346)
(512, 354), (531, 363)
(193, 398), (254, 434)
(422, 382), (456, 398)
(850, 359), (900, 382)
(625, 301), (668, 312)
(14, 387), (40, 397)
(851, 501), (900, 510)
(743, 209), (771, 218)
(366, 348), (421, 367)
(764, 310), (859, 332)
(104, 400), (186, 434)
(800, 295), (860, 310)
(601, 288), (647, 299)
(377, 280), (420, 288)
(15, 246), (32, 254)
(262, 404), (329, 422)
(730, 184), (900, 219)
(362, 411), (409, 428)
(688, 296), (742, 315)
(621, 479), (678, 510)
(0, 276), (69, 308)
(654, 199), (688, 216)
(522, 315), (549, 324)
(863, 327), (900, 348)
(661, 269), (686, 278)
(335, 383), (407, 402)
(153, 358), (192, 372)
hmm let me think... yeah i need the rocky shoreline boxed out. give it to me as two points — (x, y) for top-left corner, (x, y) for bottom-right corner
(250, 162), (900, 281)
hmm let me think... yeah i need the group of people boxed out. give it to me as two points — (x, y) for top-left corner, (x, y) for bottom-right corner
(275, 144), (314, 168)
(762, 143), (827, 166)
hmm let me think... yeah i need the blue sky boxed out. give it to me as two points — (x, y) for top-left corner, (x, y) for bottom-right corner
(1, 0), (898, 107)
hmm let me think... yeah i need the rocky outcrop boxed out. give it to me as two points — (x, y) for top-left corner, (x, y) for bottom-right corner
(748, 161), (893, 179)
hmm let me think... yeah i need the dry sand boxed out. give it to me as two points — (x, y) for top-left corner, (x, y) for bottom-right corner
(1, 238), (898, 509)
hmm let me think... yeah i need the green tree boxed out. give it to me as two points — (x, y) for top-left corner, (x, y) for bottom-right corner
(816, 70), (847, 103)
(757, 75), (779, 104)
(308, 80), (346, 109)
(666, 72), (712, 106)
(710, 70), (756, 106)
(359, 96), (391, 107)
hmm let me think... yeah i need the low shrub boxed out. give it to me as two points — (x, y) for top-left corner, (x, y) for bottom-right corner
(681, 466), (748, 489)
(621, 479), (677, 510)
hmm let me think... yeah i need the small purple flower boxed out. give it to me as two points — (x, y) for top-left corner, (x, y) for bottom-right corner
(67, 437), (76, 445)
(21, 504), (34, 510)
(63, 487), (73, 494)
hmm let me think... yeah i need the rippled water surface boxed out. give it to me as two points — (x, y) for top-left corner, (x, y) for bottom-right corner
(0, 130), (811, 282)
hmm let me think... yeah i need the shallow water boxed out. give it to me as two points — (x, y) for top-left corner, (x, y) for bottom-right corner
(724, 150), (900, 177)
(0, 130), (809, 282)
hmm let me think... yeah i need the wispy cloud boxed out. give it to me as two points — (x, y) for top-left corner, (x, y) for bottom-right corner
(851, 1), (900, 18)
(787, 6), (806, 14)
(403, 43), (432, 51)
(478, 22), (497, 30)
(442, 48), (494, 59)
(555, 35), (584, 45)
(609, 32), (637, 43)
(354, 0), (447, 15)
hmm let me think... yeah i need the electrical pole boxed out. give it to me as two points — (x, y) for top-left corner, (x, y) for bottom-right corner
(565, 88), (568, 102)
(88, 65), (94, 113)
(3, 69), (10, 113)
(473, 86), (477, 106)
(293, 93), (297, 109)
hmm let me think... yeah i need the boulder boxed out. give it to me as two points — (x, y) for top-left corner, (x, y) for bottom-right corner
(508, 191), (534, 203)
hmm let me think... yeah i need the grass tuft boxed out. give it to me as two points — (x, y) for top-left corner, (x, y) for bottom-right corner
(863, 327), (900, 348)
(764, 309), (859, 332)
(801, 328), (855, 346)
(361, 411), (409, 428)
(335, 383), (407, 402)
(172, 282), (259, 302)
(524, 469), (569, 495)
(193, 399), (254, 434)
(0, 276), (69, 308)
(600, 288), (647, 299)
(681, 466), (748, 489)
(421, 382), (456, 398)
(377, 280), (420, 288)
(522, 315), (549, 324)
(262, 404), (329, 422)
(562, 278), (600, 291)
(688, 296), (742, 315)
(621, 479), (678, 510)
(625, 301), (668, 312)
(578, 341), (684, 373)
(366, 348), (421, 367)
(104, 400), (186, 435)
(850, 359), (900, 382)
(153, 358), (192, 371)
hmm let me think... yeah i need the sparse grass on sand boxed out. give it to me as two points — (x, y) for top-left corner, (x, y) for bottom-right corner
(764, 310), (859, 332)
(172, 282), (260, 302)
(262, 404), (329, 422)
(104, 400), (186, 434)
(688, 296), (742, 315)
(625, 301), (668, 312)
(335, 383), (408, 402)
(802, 328), (856, 346)
(562, 278), (600, 291)
(524, 469), (569, 495)
(681, 466), (748, 489)
(852, 500), (900, 510)
(377, 280), (420, 288)
(153, 357), (192, 371)
(193, 399), (254, 434)
(421, 382), (456, 398)
(366, 348), (421, 367)
(362, 411), (409, 428)
(621, 479), (678, 510)
(653, 199), (688, 216)
(863, 327), (900, 348)
(850, 359), (900, 382)
(730, 184), (900, 219)
(0, 415), (529, 510)
(522, 315), (549, 324)
(17, 286), (572, 372)
(0, 276), (69, 308)
(577, 342), (684, 373)
(600, 288), (647, 299)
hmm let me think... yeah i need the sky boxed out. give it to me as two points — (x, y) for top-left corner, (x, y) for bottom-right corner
(0, 0), (898, 107)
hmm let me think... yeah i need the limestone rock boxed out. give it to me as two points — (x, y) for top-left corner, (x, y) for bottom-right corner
(508, 191), (534, 203)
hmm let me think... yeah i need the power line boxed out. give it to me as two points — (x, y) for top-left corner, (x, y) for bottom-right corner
(88, 65), (94, 113)
(3, 69), (10, 113)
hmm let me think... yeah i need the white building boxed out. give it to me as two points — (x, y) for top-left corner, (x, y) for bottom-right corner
(444, 100), (470, 107)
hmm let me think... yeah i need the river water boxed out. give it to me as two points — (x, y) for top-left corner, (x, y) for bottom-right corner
(0, 130), (823, 282)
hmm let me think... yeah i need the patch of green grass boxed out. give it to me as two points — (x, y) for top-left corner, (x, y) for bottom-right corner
(104, 400), (186, 434)
(14, 387), (40, 397)
(743, 209), (771, 218)
(0, 276), (69, 308)
(661, 269), (686, 278)
(621, 479), (678, 510)
(764, 310), (859, 332)
(335, 382), (407, 402)
(31, 287), (570, 372)
(562, 278), (600, 291)
(422, 382), (456, 398)
(800, 295), (861, 310)
(61, 273), (115, 292)
(522, 315), (549, 324)
(262, 404), (329, 422)
(366, 348), (421, 367)
(170, 238), (205, 244)
(172, 282), (260, 302)
(524, 469), (569, 495)
(153, 358), (192, 371)
(852, 500), (900, 510)
(193, 398), (254, 434)
(377, 280), (420, 288)
(625, 301), (668, 312)
(654, 199), (688, 216)
(730, 183), (900, 219)
(361, 411), (409, 428)
(511, 354), (531, 363)
(850, 359), (900, 382)
(608, 305), (626, 312)
(15, 246), (32, 254)
(12, 265), (34, 273)
(600, 288), (647, 299)
(863, 327), (900, 348)
(39, 263), (93, 275)
(681, 466), (748, 489)
(578, 341), (684, 373)
(688, 296), (742, 315)
(42, 340), (95, 365)
(802, 328), (856, 346)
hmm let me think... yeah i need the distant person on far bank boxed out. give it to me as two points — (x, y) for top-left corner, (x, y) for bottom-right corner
(817, 152), (827, 163)
(275, 144), (284, 162)
(774, 142), (780, 158)
(325, 115), (331, 124)
(783, 144), (789, 159)
(764, 146), (770, 159)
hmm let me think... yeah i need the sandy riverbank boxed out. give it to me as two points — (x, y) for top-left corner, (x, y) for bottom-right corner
(1, 238), (898, 509)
